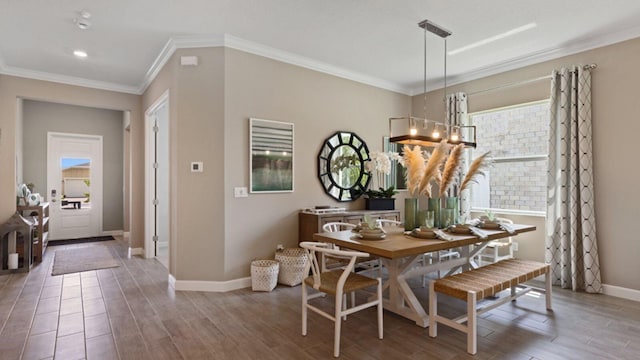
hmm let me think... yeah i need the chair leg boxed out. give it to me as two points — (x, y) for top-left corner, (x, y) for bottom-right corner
(302, 283), (308, 336)
(545, 271), (553, 310)
(377, 278), (383, 340)
(342, 294), (348, 321)
(334, 293), (343, 357)
(467, 291), (477, 355)
(428, 281), (437, 338)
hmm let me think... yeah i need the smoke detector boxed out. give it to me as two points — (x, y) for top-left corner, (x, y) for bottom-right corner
(74, 10), (92, 30)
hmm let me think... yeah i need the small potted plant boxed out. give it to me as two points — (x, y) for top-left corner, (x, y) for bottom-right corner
(364, 151), (401, 210)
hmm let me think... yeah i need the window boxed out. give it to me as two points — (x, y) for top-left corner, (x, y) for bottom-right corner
(469, 100), (549, 214)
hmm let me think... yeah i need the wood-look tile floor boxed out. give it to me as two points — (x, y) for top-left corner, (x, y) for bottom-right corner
(1, 238), (639, 360)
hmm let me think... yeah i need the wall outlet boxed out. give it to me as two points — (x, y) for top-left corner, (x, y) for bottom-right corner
(233, 187), (248, 198)
(513, 241), (519, 252)
(276, 244), (284, 251)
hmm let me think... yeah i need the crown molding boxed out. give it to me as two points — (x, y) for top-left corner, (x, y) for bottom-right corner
(138, 33), (410, 95)
(0, 63), (140, 94)
(137, 34), (226, 94)
(221, 34), (410, 95)
(409, 23), (640, 95)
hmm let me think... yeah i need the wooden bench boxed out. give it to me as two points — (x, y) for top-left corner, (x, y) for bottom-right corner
(428, 258), (552, 355)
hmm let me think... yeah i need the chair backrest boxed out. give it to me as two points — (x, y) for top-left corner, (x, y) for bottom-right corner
(376, 219), (401, 228)
(300, 241), (370, 290)
(495, 217), (514, 244)
(322, 222), (357, 232)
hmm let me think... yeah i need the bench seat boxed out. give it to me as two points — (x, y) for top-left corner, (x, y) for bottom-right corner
(429, 259), (552, 355)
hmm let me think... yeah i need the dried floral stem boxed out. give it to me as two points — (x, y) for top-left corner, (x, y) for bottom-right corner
(418, 140), (448, 197)
(403, 145), (425, 197)
(439, 143), (465, 197)
(459, 151), (491, 192)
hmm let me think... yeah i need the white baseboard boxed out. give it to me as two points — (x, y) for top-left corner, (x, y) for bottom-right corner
(602, 284), (640, 302)
(103, 230), (123, 236)
(128, 247), (144, 258)
(170, 276), (252, 292)
(123, 231), (130, 239)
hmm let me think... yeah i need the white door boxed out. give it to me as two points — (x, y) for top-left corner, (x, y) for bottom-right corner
(47, 132), (103, 240)
(145, 91), (170, 267)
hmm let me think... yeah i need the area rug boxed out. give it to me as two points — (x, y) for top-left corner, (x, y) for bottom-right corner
(48, 235), (115, 246)
(52, 245), (119, 276)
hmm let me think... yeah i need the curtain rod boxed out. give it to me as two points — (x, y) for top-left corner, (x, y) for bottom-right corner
(467, 63), (597, 96)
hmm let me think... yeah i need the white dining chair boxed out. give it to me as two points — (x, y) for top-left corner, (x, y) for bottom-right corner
(300, 241), (383, 358)
(375, 218), (401, 228)
(476, 217), (514, 266)
(321, 222), (382, 276)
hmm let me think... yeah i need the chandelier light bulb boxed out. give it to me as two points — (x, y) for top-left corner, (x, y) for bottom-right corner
(410, 127), (418, 136)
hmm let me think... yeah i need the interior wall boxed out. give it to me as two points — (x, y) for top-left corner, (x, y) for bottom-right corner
(412, 37), (640, 291)
(22, 100), (124, 231)
(142, 48), (227, 281)
(224, 48), (411, 279)
(0, 74), (143, 248)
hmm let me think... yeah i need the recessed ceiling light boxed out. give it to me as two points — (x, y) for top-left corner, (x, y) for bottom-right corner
(448, 22), (537, 55)
(73, 50), (88, 58)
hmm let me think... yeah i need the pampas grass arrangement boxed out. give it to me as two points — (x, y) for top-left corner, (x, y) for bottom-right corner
(439, 143), (465, 197)
(418, 140), (449, 197)
(403, 145), (425, 197)
(459, 151), (492, 192)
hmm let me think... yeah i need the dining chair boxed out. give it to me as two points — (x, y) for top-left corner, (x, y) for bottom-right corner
(300, 241), (383, 358)
(476, 217), (514, 266)
(321, 222), (382, 276)
(375, 218), (401, 228)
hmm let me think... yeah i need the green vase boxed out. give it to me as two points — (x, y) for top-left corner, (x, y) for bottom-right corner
(404, 198), (419, 231)
(427, 197), (441, 229)
(445, 196), (459, 224)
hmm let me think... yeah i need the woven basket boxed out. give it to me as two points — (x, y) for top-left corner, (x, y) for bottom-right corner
(275, 248), (308, 286)
(251, 260), (279, 292)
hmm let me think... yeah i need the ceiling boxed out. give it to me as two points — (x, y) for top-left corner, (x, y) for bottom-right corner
(2, 0), (640, 95)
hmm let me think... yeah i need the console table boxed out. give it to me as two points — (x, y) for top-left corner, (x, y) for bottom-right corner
(298, 209), (400, 242)
(16, 202), (49, 263)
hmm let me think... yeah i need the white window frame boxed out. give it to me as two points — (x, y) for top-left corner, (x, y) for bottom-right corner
(467, 100), (549, 217)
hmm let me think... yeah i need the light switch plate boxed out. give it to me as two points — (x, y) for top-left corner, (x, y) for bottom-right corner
(234, 187), (248, 198)
(191, 162), (203, 172)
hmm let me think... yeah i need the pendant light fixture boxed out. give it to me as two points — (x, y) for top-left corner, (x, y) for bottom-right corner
(389, 19), (476, 148)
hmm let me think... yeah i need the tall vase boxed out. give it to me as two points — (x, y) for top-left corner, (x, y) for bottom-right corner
(404, 198), (419, 231)
(427, 197), (441, 229)
(445, 196), (459, 224)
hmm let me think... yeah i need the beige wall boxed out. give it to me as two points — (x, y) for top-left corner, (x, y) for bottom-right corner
(0, 74), (143, 248)
(22, 100), (124, 231)
(142, 47), (410, 281)
(142, 48), (227, 280)
(413, 37), (640, 290)
(223, 49), (410, 279)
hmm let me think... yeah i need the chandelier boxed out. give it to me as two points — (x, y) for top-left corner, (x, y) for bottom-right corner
(389, 19), (476, 148)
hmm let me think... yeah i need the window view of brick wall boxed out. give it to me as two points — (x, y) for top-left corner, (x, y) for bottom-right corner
(470, 101), (549, 212)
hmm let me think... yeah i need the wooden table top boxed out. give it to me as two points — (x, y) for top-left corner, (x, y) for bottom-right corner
(312, 224), (536, 259)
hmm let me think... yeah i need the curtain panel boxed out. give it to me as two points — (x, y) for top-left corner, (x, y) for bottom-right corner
(445, 92), (471, 220)
(546, 66), (602, 293)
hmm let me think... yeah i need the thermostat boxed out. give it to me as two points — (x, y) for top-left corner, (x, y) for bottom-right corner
(191, 162), (203, 172)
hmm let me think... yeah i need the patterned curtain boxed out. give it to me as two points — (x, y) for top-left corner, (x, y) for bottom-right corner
(546, 66), (602, 293)
(445, 92), (471, 220)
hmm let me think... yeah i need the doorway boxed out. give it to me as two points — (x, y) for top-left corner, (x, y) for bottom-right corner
(47, 132), (103, 240)
(145, 91), (170, 267)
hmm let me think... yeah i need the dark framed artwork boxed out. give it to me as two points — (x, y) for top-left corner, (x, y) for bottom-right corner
(250, 118), (294, 193)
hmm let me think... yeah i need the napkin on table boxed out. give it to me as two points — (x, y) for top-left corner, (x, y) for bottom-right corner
(434, 229), (457, 241)
(468, 226), (489, 239)
(499, 222), (516, 234)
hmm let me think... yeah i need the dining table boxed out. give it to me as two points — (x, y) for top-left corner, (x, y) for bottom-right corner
(313, 223), (536, 327)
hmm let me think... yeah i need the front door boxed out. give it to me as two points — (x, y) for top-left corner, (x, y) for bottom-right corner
(47, 132), (103, 240)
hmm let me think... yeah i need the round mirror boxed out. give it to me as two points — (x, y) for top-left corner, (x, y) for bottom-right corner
(317, 131), (371, 201)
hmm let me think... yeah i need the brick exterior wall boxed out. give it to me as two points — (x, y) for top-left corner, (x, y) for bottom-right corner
(471, 102), (549, 211)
